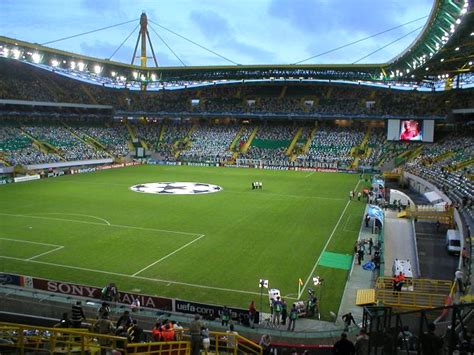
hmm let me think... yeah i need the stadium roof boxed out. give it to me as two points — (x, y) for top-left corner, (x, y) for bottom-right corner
(0, 0), (472, 89)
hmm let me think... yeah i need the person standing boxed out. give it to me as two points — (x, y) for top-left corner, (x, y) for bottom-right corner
(189, 314), (204, 355)
(225, 324), (239, 353)
(365, 214), (370, 228)
(71, 301), (85, 328)
(333, 333), (355, 354)
(421, 323), (443, 355)
(281, 299), (288, 326)
(272, 297), (282, 325)
(221, 306), (231, 327)
(357, 191), (362, 201)
(94, 312), (115, 354)
(355, 329), (369, 355)
(357, 247), (364, 265)
(248, 300), (257, 329)
(259, 334), (272, 355)
(287, 304), (298, 331)
(368, 238), (373, 255)
(455, 269), (464, 294)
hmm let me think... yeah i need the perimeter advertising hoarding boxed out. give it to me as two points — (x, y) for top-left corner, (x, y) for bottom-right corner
(30, 277), (173, 311)
(175, 299), (259, 324)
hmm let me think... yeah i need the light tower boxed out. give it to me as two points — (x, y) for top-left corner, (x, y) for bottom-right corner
(131, 12), (159, 89)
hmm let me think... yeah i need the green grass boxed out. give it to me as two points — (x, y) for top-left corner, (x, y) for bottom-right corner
(0, 165), (367, 318)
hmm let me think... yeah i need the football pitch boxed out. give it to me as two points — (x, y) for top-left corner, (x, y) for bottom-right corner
(0, 165), (367, 318)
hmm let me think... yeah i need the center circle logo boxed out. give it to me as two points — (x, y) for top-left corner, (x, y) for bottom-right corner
(130, 182), (223, 195)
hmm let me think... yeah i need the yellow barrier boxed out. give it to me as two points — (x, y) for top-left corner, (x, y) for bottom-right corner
(375, 277), (453, 310)
(0, 322), (262, 355)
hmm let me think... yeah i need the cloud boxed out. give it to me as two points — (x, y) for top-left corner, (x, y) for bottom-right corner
(80, 0), (122, 15)
(189, 10), (233, 42)
(188, 9), (276, 64)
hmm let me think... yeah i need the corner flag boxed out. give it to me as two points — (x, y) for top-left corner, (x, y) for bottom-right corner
(298, 278), (304, 286)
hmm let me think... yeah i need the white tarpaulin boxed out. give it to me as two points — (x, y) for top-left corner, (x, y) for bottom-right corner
(424, 191), (444, 204)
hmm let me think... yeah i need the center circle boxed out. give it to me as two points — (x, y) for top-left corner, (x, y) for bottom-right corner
(130, 182), (223, 195)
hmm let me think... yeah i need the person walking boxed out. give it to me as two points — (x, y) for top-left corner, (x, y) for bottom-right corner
(259, 334), (272, 355)
(342, 312), (356, 332)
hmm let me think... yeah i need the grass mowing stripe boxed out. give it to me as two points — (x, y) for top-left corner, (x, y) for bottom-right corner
(298, 180), (361, 299)
(0, 255), (275, 297)
(0, 212), (203, 237)
(132, 234), (205, 276)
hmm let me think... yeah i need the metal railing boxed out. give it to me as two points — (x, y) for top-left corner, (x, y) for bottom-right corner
(0, 322), (263, 354)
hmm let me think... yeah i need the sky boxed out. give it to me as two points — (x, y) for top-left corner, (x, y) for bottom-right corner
(0, 0), (435, 67)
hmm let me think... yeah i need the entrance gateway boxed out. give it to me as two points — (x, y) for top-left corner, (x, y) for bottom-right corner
(130, 182), (223, 195)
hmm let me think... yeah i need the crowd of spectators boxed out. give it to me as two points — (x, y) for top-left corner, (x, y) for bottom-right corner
(296, 127), (364, 168)
(403, 134), (473, 219)
(179, 124), (238, 163)
(0, 126), (62, 166)
(2, 58), (473, 118)
(23, 125), (110, 161)
(73, 124), (130, 158)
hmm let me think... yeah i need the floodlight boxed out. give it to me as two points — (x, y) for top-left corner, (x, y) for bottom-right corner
(313, 276), (323, 286)
(31, 52), (41, 64)
(132, 71), (138, 79)
(455, 19), (461, 24)
(440, 58), (445, 62)
(151, 73), (156, 81)
(469, 61), (473, 66)
(455, 47), (460, 51)
(51, 59), (59, 67)
(93, 65), (102, 74)
(140, 74), (146, 81)
(77, 62), (85, 71)
(258, 279), (269, 288)
(461, 8), (467, 14)
(70, 61), (76, 70)
(111, 71), (116, 77)
(425, 67), (430, 71)
(12, 48), (21, 59)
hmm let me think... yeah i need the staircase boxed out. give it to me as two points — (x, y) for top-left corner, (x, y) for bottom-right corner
(285, 127), (302, 156)
(240, 127), (258, 153)
(397, 205), (454, 227)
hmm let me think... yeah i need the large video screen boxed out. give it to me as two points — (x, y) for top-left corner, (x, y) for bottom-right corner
(399, 120), (423, 141)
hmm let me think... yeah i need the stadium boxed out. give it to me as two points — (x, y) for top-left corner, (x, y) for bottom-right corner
(0, 0), (473, 353)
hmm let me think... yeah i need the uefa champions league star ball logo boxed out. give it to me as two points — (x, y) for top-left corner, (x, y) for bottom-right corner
(130, 182), (223, 195)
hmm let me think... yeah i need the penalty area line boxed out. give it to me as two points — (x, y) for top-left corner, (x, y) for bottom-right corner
(132, 234), (205, 277)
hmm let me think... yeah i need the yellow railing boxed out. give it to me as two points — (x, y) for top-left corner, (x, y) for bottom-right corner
(376, 289), (448, 309)
(376, 277), (453, 294)
(0, 322), (262, 355)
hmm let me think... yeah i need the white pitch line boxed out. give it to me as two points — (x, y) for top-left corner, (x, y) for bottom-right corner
(304, 171), (315, 178)
(31, 213), (111, 226)
(0, 237), (62, 248)
(0, 255), (265, 297)
(0, 213), (202, 237)
(28, 246), (64, 261)
(132, 234), (205, 276)
(298, 180), (361, 299)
